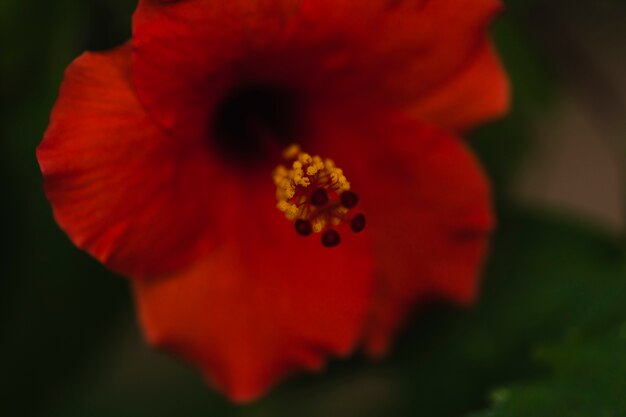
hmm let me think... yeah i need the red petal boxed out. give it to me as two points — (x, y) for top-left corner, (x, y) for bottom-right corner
(37, 44), (221, 278)
(297, 0), (508, 131)
(405, 41), (510, 131)
(133, 178), (374, 401)
(131, 0), (507, 140)
(131, 0), (303, 140)
(310, 111), (493, 357)
(365, 126), (493, 356)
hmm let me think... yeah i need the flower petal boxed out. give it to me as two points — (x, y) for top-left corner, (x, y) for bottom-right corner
(131, 0), (303, 140)
(405, 41), (510, 131)
(296, 0), (508, 131)
(310, 111), (493, 357)
(131, 0), (507, 140)
(37, 44), (221, 278)
(363, 124), (493, 356)
(133, 177), (374, 401)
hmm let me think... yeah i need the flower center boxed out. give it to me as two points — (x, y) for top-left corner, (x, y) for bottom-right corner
(273, 145), (366, 247)
(213, 84), (298, 163)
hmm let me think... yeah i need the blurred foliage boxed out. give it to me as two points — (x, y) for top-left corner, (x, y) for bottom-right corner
(0, 1), (134, 416)
(470, 331), (626, 417)
(0, 0), (625, 416)
(466, 211), (626, 417)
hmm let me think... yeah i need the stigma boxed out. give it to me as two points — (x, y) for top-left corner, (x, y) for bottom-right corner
(273, 145), (366, 247)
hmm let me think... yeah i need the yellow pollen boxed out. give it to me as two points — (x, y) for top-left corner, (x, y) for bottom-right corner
(282, 144), (302, 160)
(273, 144), (364, 244)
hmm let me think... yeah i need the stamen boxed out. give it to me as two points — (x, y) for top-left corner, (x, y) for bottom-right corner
(273, 144), (366, 246)
(340, 191), (359, 209)
(310, 188), (329, 206)
(351, 213), (367, 233)
(321, 230), (341, 247)
(295, 219), (313, 236)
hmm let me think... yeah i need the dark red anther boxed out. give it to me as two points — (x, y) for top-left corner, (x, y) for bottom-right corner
(310, 188), (329, 206)
(340, 191), (359, 209)
(295, 219), (313, 236)
(321, 229), (341, 247)
(350, 213), (366, 233)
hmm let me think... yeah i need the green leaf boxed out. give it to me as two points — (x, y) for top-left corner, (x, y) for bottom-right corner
(465, 210), (626, 417)
(469, 329), (626, 417)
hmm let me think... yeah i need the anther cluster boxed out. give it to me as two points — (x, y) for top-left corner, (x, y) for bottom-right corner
(273, 145), (366, 247)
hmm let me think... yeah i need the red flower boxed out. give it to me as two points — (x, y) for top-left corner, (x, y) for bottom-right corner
(38, 0), (509, 402)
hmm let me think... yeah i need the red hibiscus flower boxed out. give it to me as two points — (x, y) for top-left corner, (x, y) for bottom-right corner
(37, 0), (509, 402)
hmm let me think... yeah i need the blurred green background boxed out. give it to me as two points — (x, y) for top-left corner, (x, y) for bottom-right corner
(1, 0), (625, 416)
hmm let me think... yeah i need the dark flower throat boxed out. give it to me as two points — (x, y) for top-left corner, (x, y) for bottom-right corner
(213, 84), (297, 164)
